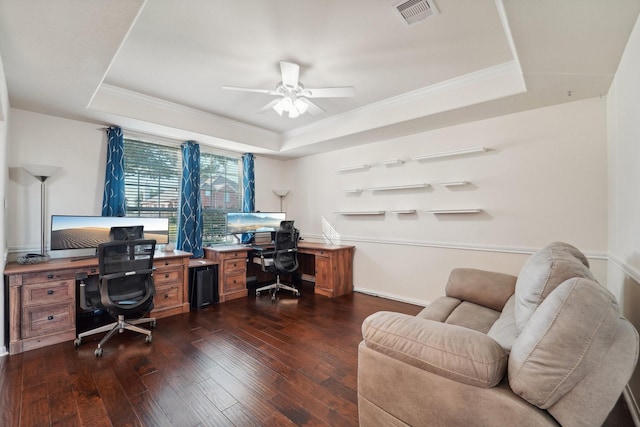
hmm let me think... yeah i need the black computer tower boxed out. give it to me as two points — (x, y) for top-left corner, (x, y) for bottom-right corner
(189, 265), (218, 309)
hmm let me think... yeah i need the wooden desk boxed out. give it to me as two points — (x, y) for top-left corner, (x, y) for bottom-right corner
(3, 250), (192, 355)
(205, 242), (355, 301)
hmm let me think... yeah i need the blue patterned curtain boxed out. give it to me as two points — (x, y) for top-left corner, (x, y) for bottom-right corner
(102, 126), (126, 217)
(241, 153), (255, 244)
(177, 141), (203, 258)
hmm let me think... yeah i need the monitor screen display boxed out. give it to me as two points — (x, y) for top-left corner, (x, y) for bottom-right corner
(226, 212), (285, 235)
(51, 215), (170, 250)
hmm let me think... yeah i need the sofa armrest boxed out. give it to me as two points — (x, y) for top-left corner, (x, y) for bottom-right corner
(446, 268), (517, 311)
(362, 311), (508, 388)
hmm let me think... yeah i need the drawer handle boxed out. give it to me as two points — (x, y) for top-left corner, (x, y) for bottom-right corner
(47, 290), (54, 295)
(165, 261), (170, 266)
(47, 274), (54, 279)
(47, 315), (54, 321)
(165, 273), (170, 278)
(91, 268), (96, 274)
(164, 293), (169, 299)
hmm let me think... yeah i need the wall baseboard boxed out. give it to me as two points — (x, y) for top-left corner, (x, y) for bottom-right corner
(354, 287), (430, 308)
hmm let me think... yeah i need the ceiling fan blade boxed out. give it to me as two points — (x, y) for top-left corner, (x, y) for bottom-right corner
(302, 98), (326, 116)
(304, 87), (355, 98)
(256, 99), (281, 114)
(222, 86), (278, 95)
(280, 61), (299, 88)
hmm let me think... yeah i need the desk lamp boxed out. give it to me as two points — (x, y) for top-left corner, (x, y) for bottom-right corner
(273, 189), (290, 212)
(22, 164), (61, 263)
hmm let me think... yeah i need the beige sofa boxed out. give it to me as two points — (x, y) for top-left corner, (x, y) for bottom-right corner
(358, 242), (639, 426)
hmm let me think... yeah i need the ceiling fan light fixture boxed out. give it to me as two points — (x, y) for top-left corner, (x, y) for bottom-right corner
(281, 96), (294, 111)
(273, 101), (285, 116)
(294, 98), (309, 114)
(288, 108), (300, 118)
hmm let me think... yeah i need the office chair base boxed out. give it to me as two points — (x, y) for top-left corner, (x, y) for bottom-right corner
(256, 277), (300, 301)
(74, 314), (156, 357)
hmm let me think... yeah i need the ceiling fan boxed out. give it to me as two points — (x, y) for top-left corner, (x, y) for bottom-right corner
(222, 61), (355, 118)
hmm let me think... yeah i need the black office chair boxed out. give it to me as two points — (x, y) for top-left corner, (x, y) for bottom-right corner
(74, 239), (157, 357)
(253, 220), (300, 301)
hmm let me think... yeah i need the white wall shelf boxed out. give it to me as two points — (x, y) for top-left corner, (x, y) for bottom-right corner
(411, 147), (487, 161)
(439, 180), (470, 187)
(391, 209), (417, 214)
(377, 159), (404, 166)
(369, 183), (431, 192)
(343, 188), (364, 193)
(336, 164), (371, 172)
(427, 209), (483, 214)
(336, 211), (386, 216)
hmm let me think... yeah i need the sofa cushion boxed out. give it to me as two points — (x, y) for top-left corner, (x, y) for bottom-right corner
(362, 311), (508, 388)
(416, 297), (461, 322)
(446, 268), (517, 312)
(417, 297), (500, 334)
(508, 278), (619, 409)
(444, 302), (500, 334)
(514, 242), (595, 333)
(487, 295), (518, 352)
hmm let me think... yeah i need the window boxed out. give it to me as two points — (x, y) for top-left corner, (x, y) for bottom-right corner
(123, 138), (242, 245)
(200, 151), (242, 244)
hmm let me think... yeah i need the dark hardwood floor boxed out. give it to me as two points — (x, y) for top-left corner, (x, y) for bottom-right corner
(0, 283), (634, 426)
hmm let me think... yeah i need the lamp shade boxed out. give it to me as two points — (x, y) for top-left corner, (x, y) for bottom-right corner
(23, 164), (61, 181)
(273, 189), (290, 197)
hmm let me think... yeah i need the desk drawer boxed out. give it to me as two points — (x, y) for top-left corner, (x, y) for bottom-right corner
(224, 259), (245, 274)
(23, 270), (76, 283)
(22, 280), (75, 306)
(224, 271), (246, 293)
(153, 268), (182, 285)
(154, 284), (182, 309)
(155, 258), (183, 268)
(22, 302), (75, 338)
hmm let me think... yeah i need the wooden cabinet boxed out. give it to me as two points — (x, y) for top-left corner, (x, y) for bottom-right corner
(4, 251), (191, 355)
(204, 247), (250, 302)
(152, 256), (189, 317)
(298, 243), (355, 298)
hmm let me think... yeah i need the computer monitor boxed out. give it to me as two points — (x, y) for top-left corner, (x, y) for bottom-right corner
(51, 215), (170, 250)
(226, 212), (286, 235)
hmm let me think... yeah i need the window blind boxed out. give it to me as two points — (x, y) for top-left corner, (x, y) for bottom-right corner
(123, 138), (242, 245)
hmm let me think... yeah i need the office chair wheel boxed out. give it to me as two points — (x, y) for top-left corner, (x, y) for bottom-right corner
(95, 347), (103, 357)
(150, 320), (157, 328)
(256, 291), (261, 296)
(74, 338), (82, 347)
(145, 334), (153, 343)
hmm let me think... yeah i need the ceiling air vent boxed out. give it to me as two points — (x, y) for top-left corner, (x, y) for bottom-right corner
(393, 0), (439, 26)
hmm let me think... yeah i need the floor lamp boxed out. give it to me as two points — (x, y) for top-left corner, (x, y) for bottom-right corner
(22, 164), (61, 262)
(273, 189), (290, 212)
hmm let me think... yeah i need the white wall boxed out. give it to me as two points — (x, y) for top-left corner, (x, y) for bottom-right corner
(6, 109), (107, 257)
(607, 12), (640, 408)
(0, 52), (9, 355)
(284, 97), (608, 304)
